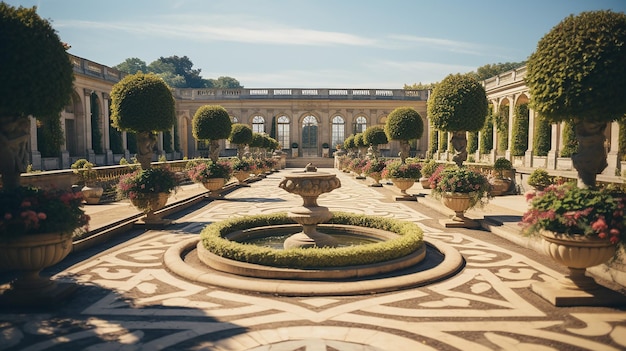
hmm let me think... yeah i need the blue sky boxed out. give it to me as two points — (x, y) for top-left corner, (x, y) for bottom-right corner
(6, 0), (626, 88)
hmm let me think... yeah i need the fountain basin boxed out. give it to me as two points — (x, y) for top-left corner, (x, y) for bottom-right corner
(197, 212), (425, 280)
(198, 223), (426, 280)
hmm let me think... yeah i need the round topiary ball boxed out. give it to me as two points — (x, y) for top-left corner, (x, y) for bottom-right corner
(363, 126), (388, 146)
(385, 107), (424, 141)
(427, 73), (487, 132)
(192, 105), (232, 141)
(229, 123), (253, 145)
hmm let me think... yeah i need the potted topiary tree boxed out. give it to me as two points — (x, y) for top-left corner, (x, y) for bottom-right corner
(524, 10), (626, 306)
(363, 125), (388, 160)
(384, 107), (424, 164)
(229, 123), (253, 160)
(427, 73), (488, 168)
(527, 168), (553, 191)
(354, 133), (368, 159)
(0, 3), (89, 306)
(490, 157), (513, 196)
(420, 159), (438, 189)
(110, 72), (176, 223)
(71, 159), (103, 204)
(192, 105), (232, 163)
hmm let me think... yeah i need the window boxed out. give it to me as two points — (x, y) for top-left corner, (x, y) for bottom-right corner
(355, 116), (367, 133)
(331, 116), (345, 148)
(252, 115), (265, 133)
(277, 115), (290, 149)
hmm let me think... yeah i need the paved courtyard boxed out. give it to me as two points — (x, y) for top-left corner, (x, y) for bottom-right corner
(1, 169), (626, 350)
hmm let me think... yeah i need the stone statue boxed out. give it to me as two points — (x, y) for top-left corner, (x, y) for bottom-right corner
(572, 121), (608, 188)
(136, 131), (157, 169)
(451, 131), (468, 167)
(0, 116), (30, 189)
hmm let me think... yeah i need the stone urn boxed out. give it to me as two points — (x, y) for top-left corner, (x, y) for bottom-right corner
(233, 171), (251, 185)
(278, 171), (341, 249)
(441, 192), (472, 222)
(531, 230), (626, 306)
(419, 177), (431, 189)
(81, 184), (103, 205)
(391, 178), (415, 198)
(202, 178), (225, 196)
(489, 178), (511, 196)
(131, 192), (170, 226)
(369, 172), (382, 187)
(0, 232), (76, 306)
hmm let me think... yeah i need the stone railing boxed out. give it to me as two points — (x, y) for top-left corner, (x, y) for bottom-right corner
(174, 88), (429, 101)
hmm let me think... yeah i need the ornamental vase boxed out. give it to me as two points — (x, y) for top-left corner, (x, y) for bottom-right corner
(369, 172), (382, 186)
(441, 192), (472, 221)
(130, 192), (169, 214)
(419, 177), (431, 189)
(202, 178), (225, 192)
(489, 178), (511, 196)
(81, 184), (103, 205)
(233, 171), (251, 184)
(0, 232), (75, 305)
(539, 230), (616, 290)
(391, 178), (415, 195)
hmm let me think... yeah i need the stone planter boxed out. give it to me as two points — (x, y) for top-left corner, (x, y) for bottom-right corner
(391, 178), (416, 201)
(202, 178), (225, 192)
(440, 192), (480, 228)
(233, 171), (250, 184)
(0, 232), (76, 306)
(81, 184), (103, 204)
(532, 230), (626, 306)
(489, 178), (511, 196)
(131, 192), (170, 226)
(368, 172), (382, 187)
(419, 177), (431, 189)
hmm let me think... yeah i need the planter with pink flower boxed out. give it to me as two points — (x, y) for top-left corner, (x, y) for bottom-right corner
(187, 159), (232, 195)
(363, 158), (387, 187)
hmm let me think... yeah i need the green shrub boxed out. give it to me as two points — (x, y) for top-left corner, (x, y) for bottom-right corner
(496, 108), (509, 151)
(192, 105), (232, 141)
(384, 107), (424, 141)
(560, 121), (578, 157)
(533, 115), (551, 156)
(511, 103), (529, 156)
(427, 73), (488, 132)
(528, 168), (553, 189)
(467, 131), (478, 154)
(200, 212), (424, 269)
(363, 125), (388, 146)
(428, 129), (438, 158)
(479, 112), (494, 154)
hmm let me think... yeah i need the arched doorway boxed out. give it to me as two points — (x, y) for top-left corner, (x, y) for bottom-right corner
(302, 115), (318, 157)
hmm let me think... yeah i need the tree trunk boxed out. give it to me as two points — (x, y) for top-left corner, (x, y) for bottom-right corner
(572, 121), (608, 189)
(209, 139), (220, 163)
(0, 116), (30, 190)
(398, 140), (410, 164)
(451, 131), (468, 167)
(136, 131), (156, 170)
(236, 144), (245, 160)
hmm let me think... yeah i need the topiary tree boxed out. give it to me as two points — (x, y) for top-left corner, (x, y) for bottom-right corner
(480, 112), (495, 155)
(427, 73), (488, 167)
(249, 132), (265, 158)
(110, 72), (175, 169)
(343, 134), (356, 156)
(192, 105), (232, 162)
(229, 123), (253, 159)
(525, 10), (626, 188)
(0, 4), (74, 189)
(354, 133), (367, 158)
(428, 129), (438, 159)
(511, 103), (529, 156)
(384, 107), (424, 163)
(560, 121), (578, 157)
(363, 125), (388, 159)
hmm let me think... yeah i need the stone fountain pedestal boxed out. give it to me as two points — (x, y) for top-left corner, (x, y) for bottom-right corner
(278, 169), (341, 249)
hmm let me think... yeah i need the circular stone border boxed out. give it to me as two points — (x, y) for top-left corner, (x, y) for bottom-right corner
(164, 237), (465, 296)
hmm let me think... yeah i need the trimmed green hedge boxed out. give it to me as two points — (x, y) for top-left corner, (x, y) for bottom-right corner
(533, 115), (551, 156)
(511, 104), (529, 156)
(200, 212), (424, 269)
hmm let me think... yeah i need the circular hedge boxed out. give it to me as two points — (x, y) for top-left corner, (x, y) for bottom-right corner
(526, 10), (626, 124)
(427, 73), (487, 132)
(110, 72), (175, 133)
(229, 123), (253, 145)
(385, 107), (424, 141)
(192, 105), (232, 141)
(343, 135), (356, 149)
(363, 126), (388, 146)
(200, 212), (424, 269)
(354, 133), (367, 148)
(0, 3), (74, 119)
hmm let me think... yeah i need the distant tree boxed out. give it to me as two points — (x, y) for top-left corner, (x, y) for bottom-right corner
(469, 62), (526, 81)
(113, 57), (147, 74)
(110, 73), (175, 169)
(155, 55), (206, 88)
(403, 82), (436, 90)
(211, 76), (243, 89)
(0, 3), (74, 188)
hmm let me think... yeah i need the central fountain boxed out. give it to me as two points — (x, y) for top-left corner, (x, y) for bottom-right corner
(278, 168), (341, 249)
(165, 167), (464, 296)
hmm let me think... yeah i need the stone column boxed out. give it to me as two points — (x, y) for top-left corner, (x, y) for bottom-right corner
(83, 89), (94, 162)
(29, 115), (41, 170)
(604, 121), (620, 177)
(102, 93), (114, 165)
(505, 96), (515, 159)
(490, 100), (498, 164)
(524, 107), (536, 167)
(547, 123), (560, 170)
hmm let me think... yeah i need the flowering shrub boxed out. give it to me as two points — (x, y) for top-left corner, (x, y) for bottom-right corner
(362, 158), (387, 176)
(0, 186), (89, 239)
(421, 159), (439, 179)
(230, 157), (256, 173)
(521, 183), (625, 246)
(118, 167), (178, 199)
(427, 164), (446, 188)
(349, 158), (369, 175)
(431, 167), (491, 208)
(187, 160), (232, 183)
(382, 160), (422, 180)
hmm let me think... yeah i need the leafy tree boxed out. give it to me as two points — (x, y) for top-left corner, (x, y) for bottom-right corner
(210, 76), (243, 89)
(384, 107), (424, 163)
(113, 57), (148, 74)
(427, 73), (487, 166)
(229, 123), (253, 159)
(155, 55), (206, 88)
(510, 103), (529, 156)
(36, 116), (64, 157)
(525, 10), (626, 187)
(110, 72), (175, 169)
(192, 105), (232, 162)
(470, 62), (526, 81)
(0, 3), (74, 188)
(479, 113), (494, 154)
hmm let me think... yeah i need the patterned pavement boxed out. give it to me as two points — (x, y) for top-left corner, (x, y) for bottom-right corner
(1, 169), (626, 350)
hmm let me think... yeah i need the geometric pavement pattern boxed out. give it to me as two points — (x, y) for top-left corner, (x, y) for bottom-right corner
(1, 169), (626, 350)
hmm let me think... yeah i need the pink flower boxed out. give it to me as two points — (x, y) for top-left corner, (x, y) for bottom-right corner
(3, 213), (11, 220)
(591, 216), (608, 232)
(37, 212), (47, 220)
(524, 191), (535, 202)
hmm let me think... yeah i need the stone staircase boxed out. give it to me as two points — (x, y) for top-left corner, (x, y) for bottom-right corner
(286, 157), (335, 169)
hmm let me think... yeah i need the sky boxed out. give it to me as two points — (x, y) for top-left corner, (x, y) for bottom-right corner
(6, 0), (626, 89)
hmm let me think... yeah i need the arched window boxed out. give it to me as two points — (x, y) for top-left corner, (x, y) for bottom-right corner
(354, 116), (367, 133)
(277, 115), (290, 149)
(252, 115), (265, 133)
(331, 115), (345, 148)
(302, 115), (318, 156)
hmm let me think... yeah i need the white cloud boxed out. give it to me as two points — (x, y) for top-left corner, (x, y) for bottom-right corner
(388, 34), (486, 56)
